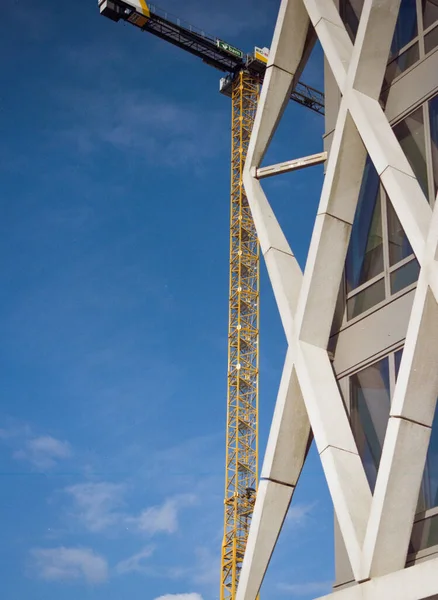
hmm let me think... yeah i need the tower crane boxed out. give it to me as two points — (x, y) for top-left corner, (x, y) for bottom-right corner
(98, 2), (324, 599)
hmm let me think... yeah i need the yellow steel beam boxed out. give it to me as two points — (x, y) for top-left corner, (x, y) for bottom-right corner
(221, 70), (260, 600)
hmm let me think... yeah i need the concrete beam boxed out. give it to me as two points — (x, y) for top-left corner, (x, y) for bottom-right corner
(348, 90), (431, 264)
(360, 197), (438, 579)
(245, 0), (310, 170)
(236, 479), (294, 600)
(238, 0), (438, 596)
(255, 152), (327, 179)
(315, 556), (438, 600)
(236, 359), (311, 600)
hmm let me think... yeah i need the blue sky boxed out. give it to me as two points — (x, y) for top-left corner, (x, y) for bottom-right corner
(0, 1), (333, 599)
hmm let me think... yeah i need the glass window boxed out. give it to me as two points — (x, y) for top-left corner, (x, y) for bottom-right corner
(395, 349), (438, 511)
(390, 0), (418, 57)
(410, 514), (438, 553)
(341, 97), (437, 324)
(346, 158), (383, 292)
(393, 107), (429, 196)
(430, 94), (438, 197)
(425, 24), (438, 53)
(394, 348), (403, 375)
(340, 0), (364, 42)
(423, 0), (438, 30)
(384, 43), (419, 87)
(390, 258), (420, 293)
(387, 200), (413, 265)
(347, 278), (386, 319)
(419, 405), (438, 511)
(350, 358), (391, 491)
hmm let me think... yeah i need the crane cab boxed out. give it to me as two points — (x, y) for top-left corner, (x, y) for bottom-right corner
(98, 0), (150, 27)
(98, 0), (122, 21)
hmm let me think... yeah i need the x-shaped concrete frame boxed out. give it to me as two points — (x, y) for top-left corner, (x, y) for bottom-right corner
(236, 1), (438, 599)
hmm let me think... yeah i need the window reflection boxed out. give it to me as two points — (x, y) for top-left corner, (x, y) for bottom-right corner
(341, 95), (436, 324)
(384, 43), (419, 87)
(390, 0), (418, 57)
(387, 200), (413, 266)
(390, 259), (420, 294)
(410, 514), (438, 553)
(395, 349), (438, 511)
(394, 348), (402, 375)
(421, 406), (438, 511)
(393, 107), (428, 196)
(350, 357), (391, 491)
(347, 278), (385, 319)
(430, 95), (438, 197)
(350, 350), (438, 517)
(340, 0), (364, 42)
(346, 158), (383, 292)
(425, 24), (438, 53)
(423, 0), (438, 30)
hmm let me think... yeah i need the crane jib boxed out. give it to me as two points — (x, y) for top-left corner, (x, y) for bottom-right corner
(98, 0), (324, 114)
(138, 0), (150, 16)
(126, 0), (150, 26)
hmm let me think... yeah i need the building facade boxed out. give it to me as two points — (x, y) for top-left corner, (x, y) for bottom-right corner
(330, 0), (438, 591)
(235, 1), (438, 599)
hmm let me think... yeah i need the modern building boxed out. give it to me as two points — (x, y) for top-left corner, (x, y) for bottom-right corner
(236, 1), (438, 599)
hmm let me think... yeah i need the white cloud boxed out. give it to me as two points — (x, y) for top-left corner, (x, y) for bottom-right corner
(14, 435), (72, 469)
(65, 483), (195, 537)
(277, 581), (332, 595)
(0, 423), (72, 470)
(129, 494), (196, 535)
(30, 547), (108, 584)
(154, 595), (203, 600)
(65, 482), (125, 532)
(115, 546), (154, 575)
(286, 502), (317, 527)
(130, 499), (177, 535)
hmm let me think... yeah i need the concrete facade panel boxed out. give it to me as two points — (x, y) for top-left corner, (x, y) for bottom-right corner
(238, 0), (438, 597)
(332, 289), (415, 377)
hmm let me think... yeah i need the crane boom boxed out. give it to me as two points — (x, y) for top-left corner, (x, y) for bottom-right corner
(98, 3), (324, 599)
(98, 0), (325, 115)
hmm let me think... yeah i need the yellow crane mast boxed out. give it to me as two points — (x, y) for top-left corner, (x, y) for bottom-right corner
(98, 3), (324, 598)
(222, 71), (259, 600)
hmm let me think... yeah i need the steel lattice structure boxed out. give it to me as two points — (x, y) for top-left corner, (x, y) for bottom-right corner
(221, 71), (260, 600)
(98, 4), (323, 599)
